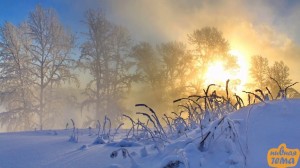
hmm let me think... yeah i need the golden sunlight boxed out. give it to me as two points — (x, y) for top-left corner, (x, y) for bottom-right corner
(203, 50), (249, 94)
(204, 61), (230, 85)
(229, 49), (249, 93)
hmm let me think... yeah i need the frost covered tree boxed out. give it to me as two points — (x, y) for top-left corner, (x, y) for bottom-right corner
(25, 6), (76, 130)
(80, 10), (137, 125)
(268, 61), (292, 95)
(0, 6), (77, 131)
(0, 22), (36, 131)
(157, 41), (193, 99)
(250, 55), (297, 98)
(250, 55), (269, 89)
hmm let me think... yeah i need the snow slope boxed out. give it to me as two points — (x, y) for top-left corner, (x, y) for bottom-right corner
(0, 99), (299, 168)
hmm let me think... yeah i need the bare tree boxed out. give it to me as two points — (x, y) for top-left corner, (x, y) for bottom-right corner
(0, 22), (37, 131)
(249, 55), (297, 98)
(130, 42), (161, 89)
(157, 41), (193, 99)
(188, 27), (237, 69)
(25, 6), (76, 130)
(80, 10), (136, 125)
(268, 61), (292, 96)
(129, 42), (167, 107)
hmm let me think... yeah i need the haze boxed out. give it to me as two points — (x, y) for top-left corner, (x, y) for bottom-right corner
(0, 0), (299, 132)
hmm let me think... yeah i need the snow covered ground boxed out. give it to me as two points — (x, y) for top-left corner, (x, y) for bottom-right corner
(0, 99), (300, 168)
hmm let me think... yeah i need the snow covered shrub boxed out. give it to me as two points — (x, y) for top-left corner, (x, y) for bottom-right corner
(88, 126), (92, 136)
(173, 97), (202, 129)
(198, 116), (225, 152)
(173, 117), (188, 137)
(91, 116), (116, 144)
(121, 104), (170, 152)
(113, 139), (141, 147)
(69, 119), (78, 143)
(162, 114), (175, 135)
(93, 136), (105, 144)
(123, 114), (136, 140)
(243, 91), (265, 104)
(201, 110), (211, 128)
(137, 120), (166, 152)
(93, 120), (105, 144)
(102, 115), (112, 140)
(136, 104), (168, 140)
(111, 123), (124, 141)
(197, 115), (247, 166)
(270, 77), (299, 99)
(160, 153), (188, 168)
(135, 120), (150, 141)
(95, 120), (101, 137)
(162, 160), (184, 168)
(79, 144), (89, 150)
(110, 148), (140, 168)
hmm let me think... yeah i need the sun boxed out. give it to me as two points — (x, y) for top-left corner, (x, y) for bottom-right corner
(204, 61), (231, 85)
(203, 49), (249, 94)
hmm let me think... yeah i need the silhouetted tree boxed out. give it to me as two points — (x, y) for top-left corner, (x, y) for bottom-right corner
(157, 41), (193, 99)
(268, 61), (292, 95)
(80, 10), (136, 125)
(130, 42), (161, 89)
(188, 27), (238, 92)
(249, 54), (297, 98)
(188, 27), (237, 68)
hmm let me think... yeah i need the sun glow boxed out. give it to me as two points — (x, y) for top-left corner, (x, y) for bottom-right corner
(203, 49), (249, 94)
(204, 61), (231, 85)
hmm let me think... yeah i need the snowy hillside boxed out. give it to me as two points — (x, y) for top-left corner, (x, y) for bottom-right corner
(0, 99), (300, 168)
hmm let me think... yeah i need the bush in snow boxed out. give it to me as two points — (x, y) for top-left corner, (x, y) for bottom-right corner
(110, 148), (140, 168)
(79, 144), (89, 150)
(93, 120), (105, 144)
(108, 139), (141, 147)
(135, 104), (168, 140)
(107, 79), (299, 167)
(69, 119), (78, 143)
(163, 160), (184, 168)
(160, 155), (185, 168)
(92, 116), (115, 145)
(111, 123), (124, 141)
(173, 117), (188, 137)
(93, 136), (105, 145)
(122, 104), (170, 152)
(102, 115), (112, 140)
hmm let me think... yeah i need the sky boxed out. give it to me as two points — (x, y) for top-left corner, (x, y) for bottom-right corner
(0, 0), (299, 90)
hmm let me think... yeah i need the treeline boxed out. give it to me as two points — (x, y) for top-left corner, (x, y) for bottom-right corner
(250, 55), (299, 97)
(0, 6), (297, 131)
